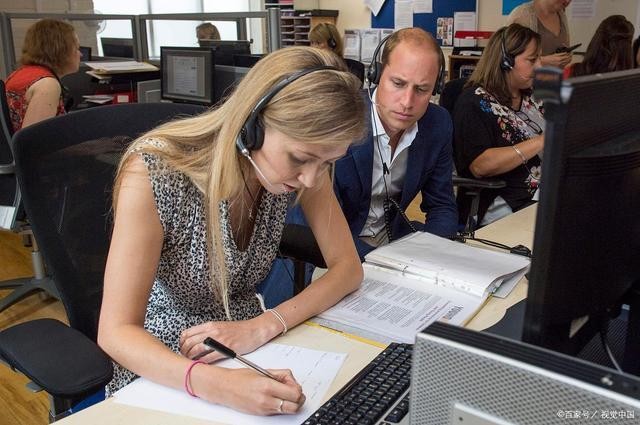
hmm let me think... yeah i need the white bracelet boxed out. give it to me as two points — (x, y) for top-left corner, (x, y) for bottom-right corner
(511, 145), (527, 165)
(267, 308), (288, 335)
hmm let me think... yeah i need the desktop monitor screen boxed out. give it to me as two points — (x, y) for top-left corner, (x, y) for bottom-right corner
(79, 46), (92, 62)
(100, 37), (134, 58)
(197, 39), (251, 66)
(160, 46), (215, 105)
(524, 68), (640, 359)
(232, 53), (263, 68)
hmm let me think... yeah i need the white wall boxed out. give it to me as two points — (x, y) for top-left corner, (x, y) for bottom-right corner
(318, 0), (369, 35)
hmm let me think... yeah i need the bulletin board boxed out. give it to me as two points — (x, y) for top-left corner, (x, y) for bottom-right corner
(371, 0), (477, 45)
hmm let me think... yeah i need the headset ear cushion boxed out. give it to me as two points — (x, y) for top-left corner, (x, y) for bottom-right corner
(241, 122), (254, 150)
(367, 62), (382, 85)
(253, 120), (265, 151)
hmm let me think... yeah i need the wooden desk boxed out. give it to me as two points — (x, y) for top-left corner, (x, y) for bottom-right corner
(58, 205), (537, 424)
(466, 205), (536, 330)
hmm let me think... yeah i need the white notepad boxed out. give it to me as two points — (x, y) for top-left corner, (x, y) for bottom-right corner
(113, 343), (347, 425)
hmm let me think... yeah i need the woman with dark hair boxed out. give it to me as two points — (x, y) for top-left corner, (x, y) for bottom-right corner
(453, 24), (544, 226)
(564, 15), (634, 78)
(4, 19), (81, 132)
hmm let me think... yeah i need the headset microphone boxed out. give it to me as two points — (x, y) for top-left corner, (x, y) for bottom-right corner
(236, 135), (283, 193)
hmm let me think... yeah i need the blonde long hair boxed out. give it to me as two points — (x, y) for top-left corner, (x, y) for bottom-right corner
(113, 47), (366, 318)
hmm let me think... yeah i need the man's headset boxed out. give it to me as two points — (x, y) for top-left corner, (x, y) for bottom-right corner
(236, 66), (337, 156)
(365, 32), (446, 96)
(500, 28), (515, 71)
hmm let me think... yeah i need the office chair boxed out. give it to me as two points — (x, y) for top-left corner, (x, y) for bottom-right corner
(439, 78), (506, 236)
(279, 223), (327, 295)
(344, 58), (365, 88)
(0, 102), (205, 422)
(0, 80), (60, 313)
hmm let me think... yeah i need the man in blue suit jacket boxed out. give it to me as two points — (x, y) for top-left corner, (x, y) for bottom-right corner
(336, 27), (458, 259)
(258, 28), (457, 306)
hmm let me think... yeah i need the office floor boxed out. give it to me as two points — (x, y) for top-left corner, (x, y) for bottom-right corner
(0, 196), (424, 425)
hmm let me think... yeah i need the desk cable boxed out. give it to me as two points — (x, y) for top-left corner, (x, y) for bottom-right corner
(451, 234), (532, 258)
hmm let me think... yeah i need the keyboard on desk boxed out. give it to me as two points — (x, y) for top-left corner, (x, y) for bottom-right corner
(303, 343), (412, 425)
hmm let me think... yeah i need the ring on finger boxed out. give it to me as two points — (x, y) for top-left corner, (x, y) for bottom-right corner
(278, 398), (284, 413)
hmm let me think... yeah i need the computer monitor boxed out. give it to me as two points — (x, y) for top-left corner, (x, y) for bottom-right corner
(136, 79), (161, 103)
(522, 68), (640, 364)
(160, 46), (215, 105)
(100, 37), (134, 58)
(232, 53), (263, 68)
(197, 39), (251, 66)
(212, 64), (249, 104)
(79, 46), (92, 62)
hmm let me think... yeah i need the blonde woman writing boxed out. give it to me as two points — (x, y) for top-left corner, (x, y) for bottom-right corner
(97, 47), (366, 415)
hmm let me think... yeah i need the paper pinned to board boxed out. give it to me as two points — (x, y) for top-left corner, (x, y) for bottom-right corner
(364, 0), (386, 17)
(114, 343), (346, 425)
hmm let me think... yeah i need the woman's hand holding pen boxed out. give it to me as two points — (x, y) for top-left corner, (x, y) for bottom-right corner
(190, 366), (306, 415)
(179, 313), (283, 363)
(179, 315), (305, 415)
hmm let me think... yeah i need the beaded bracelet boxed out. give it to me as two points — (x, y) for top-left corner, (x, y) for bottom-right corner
(512, 145), (527, 165)
(184, 360), (205, 397)
(267, 308), (288, 335)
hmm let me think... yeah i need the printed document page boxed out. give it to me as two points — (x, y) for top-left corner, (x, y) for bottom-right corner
(114, 344), (346, 425)
(317, 265), (484, 344)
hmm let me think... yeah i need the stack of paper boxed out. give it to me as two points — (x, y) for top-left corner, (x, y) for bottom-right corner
(318, 232), (530, 343)
(85, 61), (159, 75)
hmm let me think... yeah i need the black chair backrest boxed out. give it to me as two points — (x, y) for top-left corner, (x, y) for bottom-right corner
(344, 58), (365, 87)
(0, 80), (17, 208)
(439, 77), (468, 116)
(12, 103), (205, 341)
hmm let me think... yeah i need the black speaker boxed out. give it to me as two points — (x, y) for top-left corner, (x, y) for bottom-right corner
(238, 66), (337, 152)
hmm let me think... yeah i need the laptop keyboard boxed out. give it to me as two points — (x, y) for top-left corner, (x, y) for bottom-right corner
(302, 343), (412, 425)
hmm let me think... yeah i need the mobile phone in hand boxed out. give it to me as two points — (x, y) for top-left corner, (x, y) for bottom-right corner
(555, 43), (582, 54)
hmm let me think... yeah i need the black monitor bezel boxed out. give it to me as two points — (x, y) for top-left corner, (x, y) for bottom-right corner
(100, 37), (134, 58)
(160, 46), (215, 106)
(524, 68), (640, 358)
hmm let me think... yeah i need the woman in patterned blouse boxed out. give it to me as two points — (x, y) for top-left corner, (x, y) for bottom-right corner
(453, 24), (545, 225)
(98, 47), (366, 415)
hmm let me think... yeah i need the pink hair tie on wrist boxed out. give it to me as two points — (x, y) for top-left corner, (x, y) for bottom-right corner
(184, 360), (206, 397)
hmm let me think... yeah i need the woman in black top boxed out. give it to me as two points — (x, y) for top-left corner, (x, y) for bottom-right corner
(453, 24), (545, 225)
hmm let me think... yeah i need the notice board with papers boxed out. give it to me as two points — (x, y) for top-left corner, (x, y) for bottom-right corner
(371, 0), (476, 46)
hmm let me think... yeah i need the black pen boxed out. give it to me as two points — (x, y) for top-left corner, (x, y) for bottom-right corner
(198, 337), (280, 381)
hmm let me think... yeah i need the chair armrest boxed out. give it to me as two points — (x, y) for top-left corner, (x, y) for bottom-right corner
(0, 318), (113, 398)
(0, 163), (14, 174)
(278, 224), (327, 269)
(453, 175), (506, 190)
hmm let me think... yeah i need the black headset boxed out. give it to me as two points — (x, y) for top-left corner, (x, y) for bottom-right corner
(500, 28), (515, 71)
(236, 66), (337, 153)
(327, 35), (337, 49)
(365, 32), (446, 96)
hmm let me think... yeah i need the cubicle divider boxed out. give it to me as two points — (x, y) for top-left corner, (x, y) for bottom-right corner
(0, 9), (281, 79)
